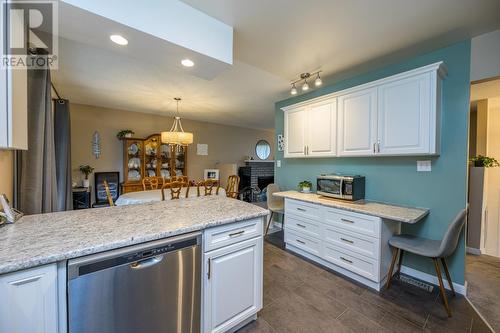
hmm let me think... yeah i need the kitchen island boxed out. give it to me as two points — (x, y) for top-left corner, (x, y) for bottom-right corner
(0, 196), (268, 333)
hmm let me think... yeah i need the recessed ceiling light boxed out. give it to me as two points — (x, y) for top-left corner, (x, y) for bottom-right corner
(110, 34), (128, 46)
(181, 59), (195, 67)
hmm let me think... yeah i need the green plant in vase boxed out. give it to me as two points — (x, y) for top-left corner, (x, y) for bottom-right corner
(79, 165), (94, 188)
(116, 129), (135, 139)
(469, 155), (500, 168)
(298, 180), (312, 193)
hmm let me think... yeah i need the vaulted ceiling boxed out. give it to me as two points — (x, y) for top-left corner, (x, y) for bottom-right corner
(53, 0), (500, 129)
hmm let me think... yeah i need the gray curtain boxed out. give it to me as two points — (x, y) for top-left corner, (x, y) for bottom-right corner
(54, 100), (72, 211)
(17, 53), (58, 214)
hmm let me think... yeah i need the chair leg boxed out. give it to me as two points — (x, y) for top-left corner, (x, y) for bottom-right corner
(440, 258), (456, 297)
(386, 247), (399, 290)
(265, 211), (274, 236)
(396, 250), (404, 277)
(433, 258), (452, 317)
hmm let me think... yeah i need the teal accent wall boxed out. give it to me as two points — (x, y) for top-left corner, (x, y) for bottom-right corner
(275, 41), (470, 284)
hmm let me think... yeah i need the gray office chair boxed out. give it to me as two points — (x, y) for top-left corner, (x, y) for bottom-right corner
(386, 209), (466, 317)
(265, 184), (284, 235)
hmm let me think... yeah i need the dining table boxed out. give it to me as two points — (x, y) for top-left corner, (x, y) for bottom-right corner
(115, 187), (226, 206)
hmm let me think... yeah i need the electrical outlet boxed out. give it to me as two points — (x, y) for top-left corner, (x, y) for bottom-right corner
(276, 160), (281, 167)
(417, 160), (431, 172)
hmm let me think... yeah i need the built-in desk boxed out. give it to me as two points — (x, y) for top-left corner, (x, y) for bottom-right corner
(273, 191), (428, 290)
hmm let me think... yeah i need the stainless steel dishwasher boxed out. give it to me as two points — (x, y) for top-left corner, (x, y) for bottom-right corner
(67, 232), (201, 333)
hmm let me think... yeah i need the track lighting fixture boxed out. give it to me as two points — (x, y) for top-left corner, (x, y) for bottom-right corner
(289, 70), (322, 95)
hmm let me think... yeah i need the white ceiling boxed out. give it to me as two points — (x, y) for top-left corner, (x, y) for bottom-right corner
(53, 0), (500, 129)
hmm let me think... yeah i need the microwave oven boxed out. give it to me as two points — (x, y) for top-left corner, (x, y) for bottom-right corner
(316, 174), (365, 201)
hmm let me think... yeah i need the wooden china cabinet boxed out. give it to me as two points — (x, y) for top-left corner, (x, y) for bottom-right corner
(121, 134), (188, 194)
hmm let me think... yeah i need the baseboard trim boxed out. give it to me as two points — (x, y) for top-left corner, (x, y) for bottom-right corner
(466, 247), (481, 255)
(400, 265), (467, 296)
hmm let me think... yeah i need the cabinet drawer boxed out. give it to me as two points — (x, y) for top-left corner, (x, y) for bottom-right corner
(323, 208), (381, 238)
(285, 199), (321, 221)
(324, 225), (380, 259)
(323, 243), (379, 282)
(204, 218), (263, 252)
(285, 215), (321, 238)
(285, 229), (321, 257)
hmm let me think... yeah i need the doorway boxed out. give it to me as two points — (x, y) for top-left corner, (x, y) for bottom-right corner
(466, 77), (500, 332)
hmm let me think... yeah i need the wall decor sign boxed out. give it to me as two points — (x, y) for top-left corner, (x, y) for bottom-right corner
(277, 134), (285, 152)
(197, 143), (208, 156)
(92, 131), (101, 159)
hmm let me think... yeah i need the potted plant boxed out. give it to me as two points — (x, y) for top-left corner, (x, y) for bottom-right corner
(470, 155), (500, 168)
(79, 165), (94, 187)
(298, 180), (312, 193)
(116, 129), (135, 139)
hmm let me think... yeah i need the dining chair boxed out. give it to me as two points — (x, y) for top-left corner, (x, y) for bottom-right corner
(103, 181), (115, 207)
(265, 184), (284, 235)
(197, 179), (220, 196)
(386, 209), (466, 317)
(225, 175), (240, 199)
(169, 181), (190, 200)
(142, 176), (161, 190)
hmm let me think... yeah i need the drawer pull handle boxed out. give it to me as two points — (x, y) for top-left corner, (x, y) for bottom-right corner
(340, 257), (353, 264)
(296, 239), (306, 244)
(341, 218), (354, 224)
(296, 223), (306, 228)
(340, 238), (354, 244)
(296, 208), (306, 212)
(229, 230), (245, 237)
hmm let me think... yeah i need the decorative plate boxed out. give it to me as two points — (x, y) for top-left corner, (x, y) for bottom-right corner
(128, 143), (139, 155)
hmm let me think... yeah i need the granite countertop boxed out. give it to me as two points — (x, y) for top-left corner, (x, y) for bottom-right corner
(0, 196), (269, 275)
(273, 191), (428, 224)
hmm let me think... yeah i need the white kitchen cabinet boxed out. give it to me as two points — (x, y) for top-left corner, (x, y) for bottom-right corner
(0, 264), (59, 333)
(0, 64), (28, 150)
(337, 88), (378, 156)
(284, 98), (337, 158)
(281, 62), (445, 158)
(377, 72), (437, 155)
(307, 100), (337, 157)
(284, 107), (307, 157)
(203, 236), (263, 333)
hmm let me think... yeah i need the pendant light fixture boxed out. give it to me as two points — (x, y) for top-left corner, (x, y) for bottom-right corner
(289, 70), (322, 95)
(161, 97), (193, 145)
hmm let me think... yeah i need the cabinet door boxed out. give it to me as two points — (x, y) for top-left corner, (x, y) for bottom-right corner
(204, 237), (263, 333)
(377, 73), (432, 155)
(0, 264), (59, 333)
(306, 99), (337, 157)
(337, 88), (377, 156)
(284, 107), (307, 158)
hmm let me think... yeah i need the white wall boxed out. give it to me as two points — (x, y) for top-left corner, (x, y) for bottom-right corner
(471, 29), (500, 82)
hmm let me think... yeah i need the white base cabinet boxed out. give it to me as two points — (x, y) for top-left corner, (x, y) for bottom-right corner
(282, 62), (446, 158)
(0, 264), (59, 333)
(203, 218), (264, 333)
(284, 199), (400, 291)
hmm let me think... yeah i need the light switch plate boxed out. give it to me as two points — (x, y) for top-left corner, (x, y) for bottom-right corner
(417, 160), (431, 172)
(276, 160), (281, 168)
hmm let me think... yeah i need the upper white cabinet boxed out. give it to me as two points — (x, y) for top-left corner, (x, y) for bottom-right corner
(377, 72), (434, 155)
(337, 88), (377, 156)
(284, 98), (337, 158)
(0, 264), (59, 333)
(284, 107), (307, 157)
(0, 66), (28, 150)
(282, 62), (446, 158)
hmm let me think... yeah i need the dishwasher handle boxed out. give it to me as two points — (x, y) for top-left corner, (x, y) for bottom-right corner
(130, 255), (163, 270)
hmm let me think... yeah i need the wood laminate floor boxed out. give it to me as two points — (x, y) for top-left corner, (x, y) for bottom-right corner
(466, 254), (500, 332)
(237, 237), (492, 333)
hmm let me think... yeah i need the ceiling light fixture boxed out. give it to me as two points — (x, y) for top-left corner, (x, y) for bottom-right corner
(110, 34), (128, 46)
(161, 98), (194, 146)
(315, 72), (322, 86)
(289, 70), (322, 95)
(181, 59), (195, 67)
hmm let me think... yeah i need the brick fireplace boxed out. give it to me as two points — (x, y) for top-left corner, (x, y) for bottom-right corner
(238, 160), (274, 202)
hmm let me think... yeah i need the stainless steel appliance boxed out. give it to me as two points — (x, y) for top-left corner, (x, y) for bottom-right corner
(68, 232), (201, 333)
(317, 174), (365, 201)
